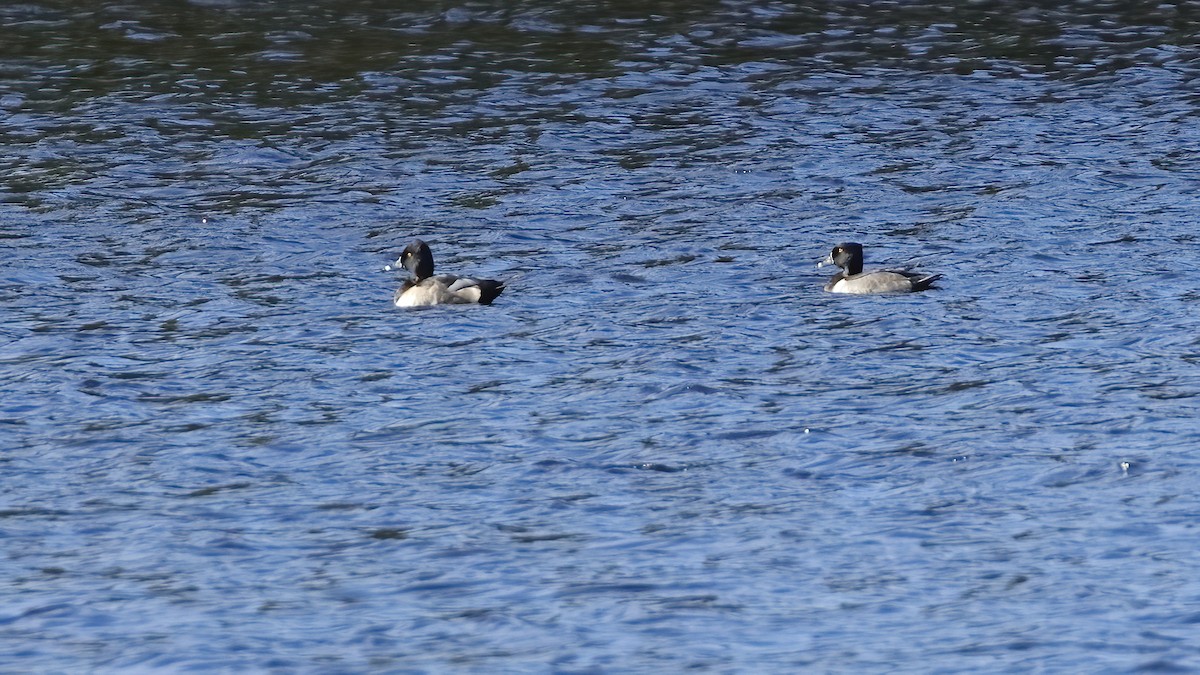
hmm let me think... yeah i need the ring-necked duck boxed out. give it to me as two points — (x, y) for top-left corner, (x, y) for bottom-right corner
(820, 242), (941, 294)
(393, 240), (505, 307)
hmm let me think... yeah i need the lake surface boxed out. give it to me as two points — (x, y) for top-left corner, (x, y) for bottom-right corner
(3, 1), (1200, 671)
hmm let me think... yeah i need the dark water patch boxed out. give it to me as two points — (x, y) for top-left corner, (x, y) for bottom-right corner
(0, 508), (71, 519)
(369, 528), (407, 540)
(184, 482), (253, 498)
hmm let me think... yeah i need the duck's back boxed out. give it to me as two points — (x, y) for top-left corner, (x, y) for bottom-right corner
(826, 270), (938, 294)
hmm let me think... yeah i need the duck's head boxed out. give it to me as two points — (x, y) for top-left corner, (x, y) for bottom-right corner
(820, 242), (864, 275)
(397, 240), (435, 279)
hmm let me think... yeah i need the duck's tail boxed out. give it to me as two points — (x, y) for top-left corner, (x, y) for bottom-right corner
(476, 279), (505, 305)
(911, 273), (943, 292)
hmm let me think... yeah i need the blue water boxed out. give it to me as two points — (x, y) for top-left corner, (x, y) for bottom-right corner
(3, 2), (1200, 671)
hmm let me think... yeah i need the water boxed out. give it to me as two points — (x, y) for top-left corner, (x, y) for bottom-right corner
(3, 1), (1200, 671)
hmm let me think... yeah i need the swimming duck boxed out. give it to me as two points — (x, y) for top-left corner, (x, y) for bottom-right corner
(393, 240), (505, 307)
(820, 242), (941, 294)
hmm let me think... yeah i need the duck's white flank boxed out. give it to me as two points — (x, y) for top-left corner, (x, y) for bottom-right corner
(827, 271), (919, 294)
(394, 277), (486, 307)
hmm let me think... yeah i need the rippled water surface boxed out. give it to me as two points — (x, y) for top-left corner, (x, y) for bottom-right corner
(4, 1), (1200, 671)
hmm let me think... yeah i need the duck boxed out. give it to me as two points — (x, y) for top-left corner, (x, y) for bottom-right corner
(392, 240), (505, 307)
(820, 242), (941, 294)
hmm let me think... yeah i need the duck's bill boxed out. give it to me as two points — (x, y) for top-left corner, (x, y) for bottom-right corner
(816, 254), (834, 269)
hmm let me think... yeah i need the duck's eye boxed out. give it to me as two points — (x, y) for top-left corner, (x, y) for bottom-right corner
(833, 247), (842, 255)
